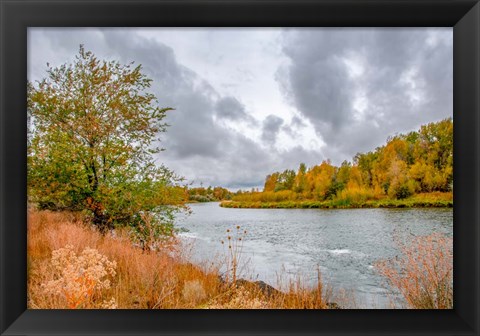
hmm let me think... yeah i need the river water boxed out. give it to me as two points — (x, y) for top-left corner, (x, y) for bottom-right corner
(175, 202), (453, 308)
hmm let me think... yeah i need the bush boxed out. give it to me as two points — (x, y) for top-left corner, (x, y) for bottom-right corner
(42, 245), (117, 309)
(388, 180), (416, 199)
(395, 184), (412, 199)
(335, 187), (375, 204)
(375, 233), (453, 309)
(189, 194), (215, 202)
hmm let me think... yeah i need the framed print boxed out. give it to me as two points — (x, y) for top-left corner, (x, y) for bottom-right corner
(1, 0), (479, 335)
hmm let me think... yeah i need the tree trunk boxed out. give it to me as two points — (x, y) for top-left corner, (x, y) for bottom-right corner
(85, 196), (109, 233)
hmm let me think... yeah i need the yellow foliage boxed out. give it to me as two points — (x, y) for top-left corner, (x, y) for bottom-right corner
(336, 187), (376, 204)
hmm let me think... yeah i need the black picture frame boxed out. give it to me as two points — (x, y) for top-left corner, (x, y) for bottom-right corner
(1, 0), (479, 335)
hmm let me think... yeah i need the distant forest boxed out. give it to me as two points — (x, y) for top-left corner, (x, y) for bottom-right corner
(187, 186), (232, 202)
(231, 118), (452, 204)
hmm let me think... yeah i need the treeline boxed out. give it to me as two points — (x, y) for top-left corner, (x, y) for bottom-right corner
(188, 186), (233, 202)
(232, 118), (453, 205)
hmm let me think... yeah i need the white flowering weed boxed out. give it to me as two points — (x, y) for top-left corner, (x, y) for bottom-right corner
(42, 245), (117, 308)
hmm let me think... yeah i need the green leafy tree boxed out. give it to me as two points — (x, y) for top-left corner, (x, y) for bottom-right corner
(293, 163), (307, 193)
(336, 160), (351, 186)
(28, 45), (186, 235)
(274, 169), (296, 192)
(354, 151), (377, 188)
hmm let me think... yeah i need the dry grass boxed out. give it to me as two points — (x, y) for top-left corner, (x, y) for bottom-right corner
(375, 233), (453, 309)
(28, 210), (333, 309)
(41, 245), (117, 308)
(270, 273), (331, 309)
(412, 192), (453, 202)
(28, 210), (221, 309)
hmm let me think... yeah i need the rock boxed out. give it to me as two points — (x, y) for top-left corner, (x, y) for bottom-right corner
(234, 278), (282, 297)
(326, 302), (341, 309)
(253, 280), (282, 297)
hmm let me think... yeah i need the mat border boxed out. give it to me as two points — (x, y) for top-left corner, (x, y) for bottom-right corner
(1, 0), (479, 335)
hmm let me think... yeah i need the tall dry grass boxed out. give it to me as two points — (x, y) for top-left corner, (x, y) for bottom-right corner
(375, 233), (453, 309)
(28, 210), (333, 309)
(28, 210), (221, 308)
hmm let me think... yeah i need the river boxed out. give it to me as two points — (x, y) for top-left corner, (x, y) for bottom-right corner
(175, 202), (453, 308)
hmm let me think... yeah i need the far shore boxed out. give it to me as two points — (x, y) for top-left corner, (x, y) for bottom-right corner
(219, 195), (453, 209)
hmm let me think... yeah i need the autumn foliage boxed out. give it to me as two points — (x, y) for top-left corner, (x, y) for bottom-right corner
(230, 118), (453, 206)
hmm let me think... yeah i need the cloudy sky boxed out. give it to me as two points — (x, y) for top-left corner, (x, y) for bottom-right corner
(28, 28), (452, 190)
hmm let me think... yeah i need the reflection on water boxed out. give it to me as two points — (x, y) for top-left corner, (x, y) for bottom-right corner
(175, 202), (453, 308)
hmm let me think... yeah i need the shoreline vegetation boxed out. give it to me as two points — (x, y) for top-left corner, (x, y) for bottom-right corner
(28, 209), (452, 309)
(220, 192), (453, 209)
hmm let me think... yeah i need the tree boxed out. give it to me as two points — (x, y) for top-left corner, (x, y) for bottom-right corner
(414, 118), (453, 191)
(263, 173), (279, 192)
(336, 160), (351, 186)
(274, 169), (296, 192)
(293, 163), (307, 193)
(354, 151), (377, 188)
(347, 166), (363, 189)
(28, 45), (185, 235)
(386, 158), (414, 199)
(306, 160), (335, 200)
(372, 138), (409, 194)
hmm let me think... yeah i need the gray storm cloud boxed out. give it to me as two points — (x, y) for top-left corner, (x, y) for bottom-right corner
(28, 28), (452, 189)
(215, 96), (256, 125)
(216, 97), (247, 121)
(261, 115), (284, 145)
(277, 28), (453, 163)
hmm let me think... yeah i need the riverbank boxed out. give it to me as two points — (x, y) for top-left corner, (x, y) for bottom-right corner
(27, 210), (335, 309)
(220, 193), (453, 209)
